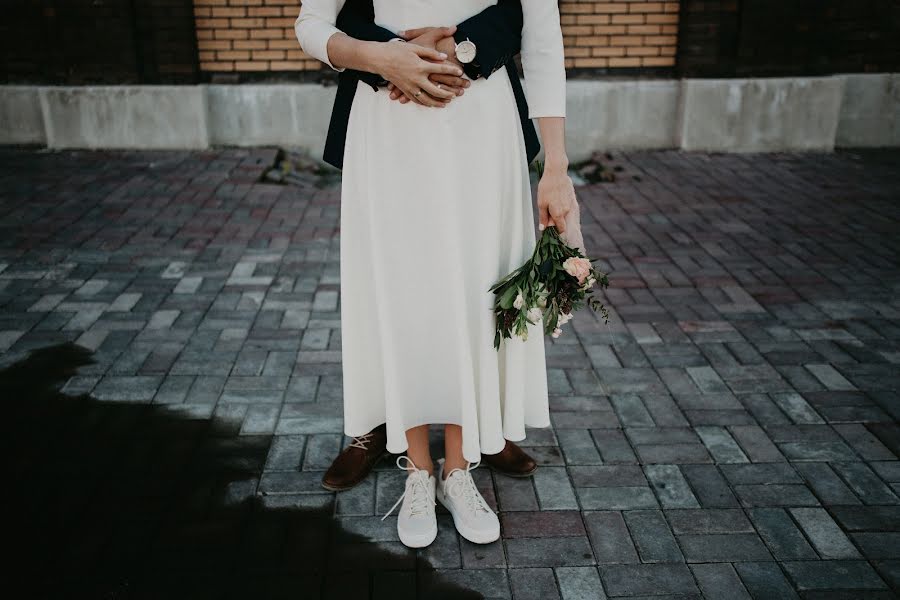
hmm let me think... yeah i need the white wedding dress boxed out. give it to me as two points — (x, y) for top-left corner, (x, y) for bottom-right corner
(295, 0), (567, 462)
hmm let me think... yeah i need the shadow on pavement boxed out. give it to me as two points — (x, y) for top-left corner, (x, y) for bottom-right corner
(3, 343), (480, 600)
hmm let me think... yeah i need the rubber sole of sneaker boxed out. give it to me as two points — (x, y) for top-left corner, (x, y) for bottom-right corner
(435, 488), (500, 544)
(319, 450), (393, 492)
(397, 524), (438, 548)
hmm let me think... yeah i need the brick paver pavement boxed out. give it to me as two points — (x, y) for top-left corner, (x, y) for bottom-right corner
(1, 147), (899, 599)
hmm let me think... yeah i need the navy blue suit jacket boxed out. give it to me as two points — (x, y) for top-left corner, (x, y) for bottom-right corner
(322, 0), (539, 171)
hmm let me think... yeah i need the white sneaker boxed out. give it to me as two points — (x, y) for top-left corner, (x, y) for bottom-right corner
(435, 457), (500, 544)
(381, 455), (438, 548)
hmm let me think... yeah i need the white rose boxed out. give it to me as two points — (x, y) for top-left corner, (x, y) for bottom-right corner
(551, 327), (562, 338)
(513, 291), (525, 310)
(527, 307), (543, 323)
(558, 312), (572, 325)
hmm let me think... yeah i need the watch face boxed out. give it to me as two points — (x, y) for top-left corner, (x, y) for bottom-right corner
(456, 40), (476, 64)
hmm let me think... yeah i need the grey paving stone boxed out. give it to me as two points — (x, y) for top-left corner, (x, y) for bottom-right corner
(570, 465), (647, 488)
(690, 563), (752, 600)
(455, 527), (506, 569)
(779, 440), (859, 461)
(729, 425), (786, 462)
(770, 391), (825, 424)
(430, 569), (510, 599)
(555, 566), (606, 600)
(794, 462), (862, 506)
(782, 560), (887, 591)
(833, 424), (898, 461)
(496, 475), (540, 512)
(93, 375), (162, 402)
(830, 461), (900, 505)
(634, 443), (712, 464)
(500, 511), (586, 538)
(667, 509), (753, 534)
(335, 477), (376, 516)
(720, 463), (801, 485)
(680, 464), (740, 508)
(264, 434), (306, 471)
(830, 506), (900, 532)
(623, 510), (683, 563)
(734, 484), (820, 507)
(504, 537), (595, 568)
(789, 507), (862, 559)
(748, 508), (818, 560)
(686, 366), (730, 394)
(677, 533), (771, 562)
(509, 567), (560, 600)
(641, 393), (689, 427)
(534, 466), (579, 510)
(576, 487), (658, 511)
(582, 511), (639, 564)
(610, 394), (655, 427)
(599, 563), (698, 597)
(852, 532), (900, 559)
(696, 425), (750, 463)
(302, 433), (343, 470)
(552, 410), (619, 429)
(644, 465), (700, 508)
(240, 404), (281, 434)
(590, 429), (638, 463)
(734, 561), (800, 600)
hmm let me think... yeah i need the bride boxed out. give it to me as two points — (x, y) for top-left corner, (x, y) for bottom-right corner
(295, 0), (575, 549)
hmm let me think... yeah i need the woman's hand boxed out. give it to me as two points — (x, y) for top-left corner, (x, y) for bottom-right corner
(536, 162), (576, 234)
(373, 36), (465, 108)
(386, 26), (470, 105)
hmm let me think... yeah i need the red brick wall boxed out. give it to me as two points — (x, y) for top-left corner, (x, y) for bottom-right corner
(193, 0), (680, 74)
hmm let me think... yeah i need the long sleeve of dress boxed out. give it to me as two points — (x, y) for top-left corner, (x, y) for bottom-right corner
(294, 0), (348, 72)
(520, 0), (567, 119)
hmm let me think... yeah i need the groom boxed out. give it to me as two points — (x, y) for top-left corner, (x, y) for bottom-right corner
(318, 0), (541, 491)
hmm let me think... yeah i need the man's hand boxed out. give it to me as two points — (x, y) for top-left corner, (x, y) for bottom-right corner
(372, 36), (463, 108)
(386, 26), (470, 105)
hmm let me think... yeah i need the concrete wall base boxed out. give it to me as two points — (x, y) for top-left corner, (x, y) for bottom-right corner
(2, 74), (897, 162)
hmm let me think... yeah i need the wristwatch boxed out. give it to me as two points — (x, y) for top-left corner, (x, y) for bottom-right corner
(454, 37), (477, 64)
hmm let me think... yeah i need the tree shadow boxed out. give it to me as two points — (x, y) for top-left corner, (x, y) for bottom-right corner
(2, 342), (480, 599)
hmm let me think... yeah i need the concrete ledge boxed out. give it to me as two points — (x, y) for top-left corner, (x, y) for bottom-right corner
(837, 74), (900, 148)
(2, 75), (897, 155)
(40, 86), (208, 149)
(207, 84), (336, 149)
(0, 86), (46, 145)
(566, 80), (679, 158)
(679, 77), (846, 152)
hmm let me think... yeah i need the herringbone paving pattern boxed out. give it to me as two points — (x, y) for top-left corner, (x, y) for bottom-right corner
(1, 147), (899, 599)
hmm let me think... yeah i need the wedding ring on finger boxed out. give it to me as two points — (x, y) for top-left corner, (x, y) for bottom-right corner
(414, 89), (422, 97)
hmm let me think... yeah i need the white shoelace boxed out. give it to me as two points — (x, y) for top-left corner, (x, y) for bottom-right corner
(443, 459), (491, 514)
(381, 455), (435, 521)
(348, 433), (373, 450)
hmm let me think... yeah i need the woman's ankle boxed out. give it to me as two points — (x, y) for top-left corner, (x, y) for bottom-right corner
(441, 457), (468, 479)
(406, 456), (434, 476)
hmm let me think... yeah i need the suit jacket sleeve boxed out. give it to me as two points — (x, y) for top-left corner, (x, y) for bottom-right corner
(337, 3), (401, 89)
(294, 0), (349, 72)
(520, 0), (567, 118)
(453, 0), (524, 81)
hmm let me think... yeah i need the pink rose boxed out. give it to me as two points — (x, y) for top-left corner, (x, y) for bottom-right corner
(563, 257), (592, 284)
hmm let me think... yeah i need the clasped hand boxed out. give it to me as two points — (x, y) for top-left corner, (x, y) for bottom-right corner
(376, 25), (471, 108)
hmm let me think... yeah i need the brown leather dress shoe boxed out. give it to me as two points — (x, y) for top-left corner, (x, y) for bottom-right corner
(480, 440), (538, 477)
(321, 423), (391, 491)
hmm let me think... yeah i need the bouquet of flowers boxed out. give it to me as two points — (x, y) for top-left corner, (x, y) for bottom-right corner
(488, 161), (610, 350)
